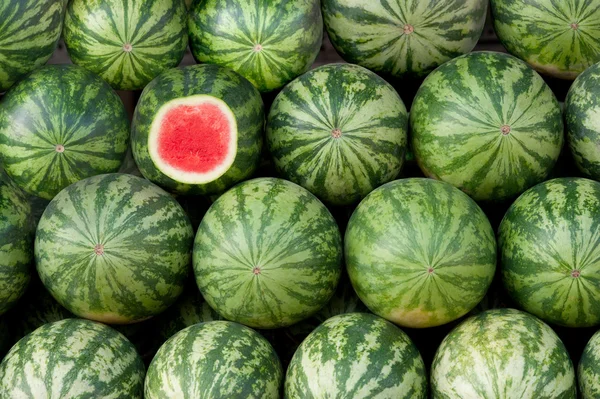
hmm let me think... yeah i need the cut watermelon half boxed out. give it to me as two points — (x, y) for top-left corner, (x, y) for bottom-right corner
(148, 95), (238, 184)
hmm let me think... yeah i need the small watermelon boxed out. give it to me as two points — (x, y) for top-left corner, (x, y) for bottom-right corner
(0, 171), (34, 316)
(431, 308), (576, 398)
(0, 319), (145, 397)
(285, 313), (427, 398)
(188, 0), (322, 92)
(345, 178), (496, 328)
(63, 0), (188, 90)
(322, 0), (487, 79)
(565, 61), (600, 180)
(145, 321), (283, 398)
(266, 63), (407, 206)
(491, 0), (600, 80)
(499, 177), (600, 327)
(131, 64), (264, 195)
(580, 330), (600, 398)
(194, 177), (342, 329)
(0, 0), (67, 92)
(35, 173), (194, 324)
(0, 64), (130, 200)
(410, 51), (564, 202)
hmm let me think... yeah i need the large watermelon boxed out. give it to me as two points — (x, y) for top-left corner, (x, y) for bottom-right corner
(0, 319), (145, 397)
(490, 0), (600, 80)
(0, 64), (130, 200)
(565, 61), (600, 180)
(345, 178), (496, 328)
(266, 63), (407, 206)
(431, 308), (576, 398)
(193, 177), (342, 329)
(131, 64), (264, 195)
(285, 313), (427, 398)
(188, 0), (322, 92)
(0, 0), (66, 92)
(145, 321), (283, 398)
(499, 177), (600, 327)
(322, 0), (487, 79)
(0, 171), (34, 316)
(410, 51), (564, 202)
(580, 330), (600, 398)
(63, 0), (188, 91)
(35, 173), (194, 324)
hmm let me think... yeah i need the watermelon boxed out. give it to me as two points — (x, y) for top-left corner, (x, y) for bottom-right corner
(410, 51), (564, 202)
(63, 0), (188, 91)
(0, 0), (67, 92)
(321, 0), (487, 79)
(345, 178), (496, 328)
(499, 177), (600, 327)
(188, 0), (323, 92)
(490, 0), (600, 80)
(193, 177), (342, 329)
(0, 171), (34, 316)
(145, 321), (283, 398)
(266, 63), (408, 206)
(431, 308), (576, 398)
(0, 64), (130, 200)
(565, 61), (600, 180)
(35, 173), (194, 324)
(285, 313), (427, 398)
(580, 330), (600, 398)
(131, 64), (264, 195)
(0, 319), (145, 397)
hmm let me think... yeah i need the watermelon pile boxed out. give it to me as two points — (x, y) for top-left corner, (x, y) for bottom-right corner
(3, 0), (600, 396)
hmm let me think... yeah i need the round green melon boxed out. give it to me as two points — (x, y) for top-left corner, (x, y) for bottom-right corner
(431, 308), (576, 398)
(266, 63), (407, 206)
(499, 177), (600, 327)
(285, 313), (427, 398)
(193, 177), (342, 329)
(345, 178), (496, 328)
(63, 0), (188, 91)
(0, 64), (130, 200)
(0, 0), (66, 92)
(145, 320), (283, 398)
(0, 319), (145, 397)
(410, 51), (564, 202)
(131, 64), (264, 195)
(565, 61), (600, 180)
(188, 0), (322, 92)
(322, 0), (487, 79)
(35, 173), (194, 324)
(580, 330), (600, 398)
(490, 0), (600, 80)
(0, 171), (34, 316)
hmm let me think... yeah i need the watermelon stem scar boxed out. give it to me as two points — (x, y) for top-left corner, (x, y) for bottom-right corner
(427, 267), (434, 274)
(148, 94), (238, 184)
(123, 43), (133, 52)
(403, 24), (414, 34)
(331, 128), (342, 138)
(572, 270), (581, 278)
(571, 22), (579, 30)
(253, 44), (263, 52)
(55, 144), (65, 153)
(252, 267), (261, 275)
(501, 125), (511, 135)
(94, 244), (104, 256)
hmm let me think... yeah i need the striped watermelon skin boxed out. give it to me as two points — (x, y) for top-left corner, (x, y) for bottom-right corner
(266, 63), (408, 206)
(285, 313), (427, 398)
(145, 321), (283, 398)
(0, 171), (34, 316)
(431, 308), (576, 398)
(345, 178), (496, 328)
(193, 177), (342, 329)
(0, 0), (67, 92)
(63, 0), (188, 91)
(410, 51), (564, 202)
(322, 0), (487, 79)
(499, 177), (600, 327)
(491, 0), (600, 80)
(580, 330), (600, 398)
(131, 64), (264, 195)
(565, 61), (600, 180)
(35, 173), (194, 324)
(0, 319), (145, 398)
(0, 65), (130, 200)
(188, 0), (322, 92)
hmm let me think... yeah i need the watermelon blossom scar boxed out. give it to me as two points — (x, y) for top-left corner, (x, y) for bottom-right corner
(122, 43), (133, 52)
(252, 267), (261, 275)
(331, 128), (342, 138)
(572, 270), (581, 278)
(501, 124), (511, 135)
(94, 244), (104, 256)
(55, 144), (65, 153)
(403, 24), (414, 34)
